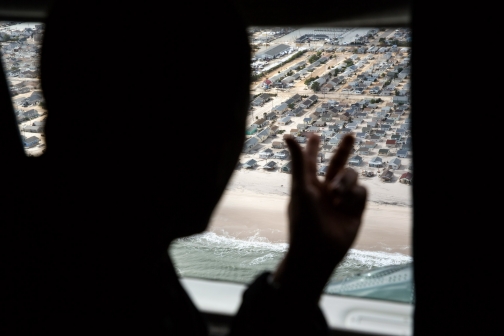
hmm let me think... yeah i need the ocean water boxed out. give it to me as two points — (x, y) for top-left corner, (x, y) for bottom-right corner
(170, 232), (414, 303)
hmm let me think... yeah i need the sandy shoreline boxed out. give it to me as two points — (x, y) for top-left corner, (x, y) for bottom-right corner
(207, 170), (412, 256)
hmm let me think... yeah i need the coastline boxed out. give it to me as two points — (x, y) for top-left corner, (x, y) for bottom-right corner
(208, 170), (412, 256)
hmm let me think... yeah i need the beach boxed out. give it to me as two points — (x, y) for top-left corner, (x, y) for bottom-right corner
(208, 169), (412, 255)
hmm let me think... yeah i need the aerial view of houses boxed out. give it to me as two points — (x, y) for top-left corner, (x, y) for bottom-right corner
(1, 21), (46, 157)
(0, 22), (411, 186)
(243, 27), (412, 185)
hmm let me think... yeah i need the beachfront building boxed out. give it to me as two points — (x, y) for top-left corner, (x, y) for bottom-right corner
(281, 161), (292, 173)
(258, 148), (273, 158)
(22, 135), (40, 148)
(380, 169), (394, 182)
(242, 137), (259, 153)
(242, 159), (257, 169)
(348, 155), (363, 166)
(369, 156), (383, 168)
(400, 172), (413, 184)
(262, 161), (277, 170)
(245, 124), (258, 135)
(388, 157), (402, 170)
(274, 150), (289, 160)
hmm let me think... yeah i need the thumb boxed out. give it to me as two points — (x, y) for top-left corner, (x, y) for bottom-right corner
(285, 136), (305, 189)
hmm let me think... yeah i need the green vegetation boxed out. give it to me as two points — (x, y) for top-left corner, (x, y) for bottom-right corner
(304, 76), (319, 85)
(288, 103), (295, 109)
(308, 53), (321, 64)
(311, 81), (320, 92)
(277, 130), (286, 134)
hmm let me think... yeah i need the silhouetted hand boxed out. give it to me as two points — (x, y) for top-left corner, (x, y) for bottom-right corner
(272, 133), (367, 304)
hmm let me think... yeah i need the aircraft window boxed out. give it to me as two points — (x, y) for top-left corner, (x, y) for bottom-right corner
(0, 21), (46, 156)
(1, 22), (413, 304)
(170, 27), (413, 304)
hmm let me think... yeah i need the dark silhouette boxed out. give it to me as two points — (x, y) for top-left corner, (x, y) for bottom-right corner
(1, 1), (366, 335)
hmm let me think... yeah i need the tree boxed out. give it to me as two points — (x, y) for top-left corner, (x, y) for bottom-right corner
(395, 90), (400, 96)
(288, 103), (295, 109)
(311, 81), (320, 92)
(255, 116), (258, 120)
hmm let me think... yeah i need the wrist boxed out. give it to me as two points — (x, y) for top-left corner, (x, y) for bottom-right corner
(272, 251), (336, 305)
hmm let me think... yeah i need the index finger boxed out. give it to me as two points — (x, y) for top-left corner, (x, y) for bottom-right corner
(325, 134), (354, 181)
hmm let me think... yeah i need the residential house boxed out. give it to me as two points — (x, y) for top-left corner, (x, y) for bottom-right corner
(297, 123), (307, 131)
(242, 137), (259, 152)
(386, 139), (397, 148)
(307, 126), (319, 133)
(273, 102), (289, 114)
(356, 132), (368, 140)
(22, 135), (40, 148)
(369, 156), (383, 168)
(251, 93), (271, 106)
(363, 140), (377, 149)
(265, 112), (277, 121)
(396, 128), (407, 136)
(328, 137), (341, 147)
(291, 107), (304, 116)
(322, 144), (334, 152)
(380, 169), (394, 182)
(388, 157), (402, 170)
(256, 128), (270, 142)
(399, 172), (413, 184)
(393, 96), (409, 104)
(299, 99), (314, 109)
(254, 118), (268, 128)
(278, 116), (291, 126)
(245, 124), (257, 135)
(322, 131), (335, 138)
(272, 141), (285, 149)
(378, 148), (390, 156)
(242, 159), (257, 169)
(313, 119), (326, 127)
(303, 117), (313, 125)
(389, 113), (401, 121)
(348, 155), (363, 166)
(391, 134), (402, 142)
(281, 161), (292, 173)
(262, 161), (277, 170)
(270, 126), (278, 135)
(22, 125), (43, 133)
(308, 95), (319, 103)
(274, 149), (289, 159)
(356, 147), (370, 155)
(397, 149), (409, 158)
(259, 148), (274, 158)
(290, 129), (299, 136)
(295, 136), (307, 143)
